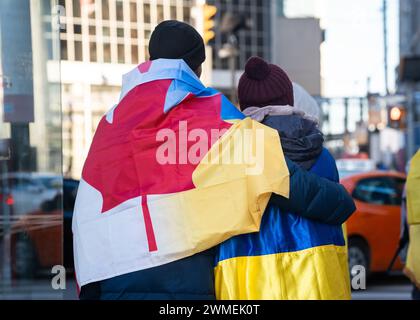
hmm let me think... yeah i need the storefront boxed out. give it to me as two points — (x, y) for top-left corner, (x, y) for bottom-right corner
(0, 0), (67, 299)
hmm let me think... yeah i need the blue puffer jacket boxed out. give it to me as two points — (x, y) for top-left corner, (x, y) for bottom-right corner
(79, 117), (355, 300)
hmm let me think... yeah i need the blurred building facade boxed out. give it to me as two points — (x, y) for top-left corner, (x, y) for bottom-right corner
(273, 0), (323, 96)
(58, 0), (196, 178)
(1, 0), (63, 297)
(271, 16), (322, 96)
(206, 0), (272, 91)
(59, 0), (276, 178)
(57, 0), (326, 178)
(1, 0), (62, 175)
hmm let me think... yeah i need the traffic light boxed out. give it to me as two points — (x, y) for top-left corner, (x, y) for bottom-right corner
(203, 4), (217, 44)
(387, 105), (406, 129)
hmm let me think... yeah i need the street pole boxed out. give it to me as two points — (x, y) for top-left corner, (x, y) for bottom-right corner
(229, 34), (238, 103)
(359, 97), (364, 123)
(383, 0), (389, 95)
(406, 82), (416, 159)
(344, 98), (349, 134)
(1, 160), (12, 287)
(229, 54), (236, 103)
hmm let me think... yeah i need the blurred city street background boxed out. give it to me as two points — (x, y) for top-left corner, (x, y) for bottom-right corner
(0, 276), (413, 300)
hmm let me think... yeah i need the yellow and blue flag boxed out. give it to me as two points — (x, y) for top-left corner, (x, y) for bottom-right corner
(215, 149), (351, 300)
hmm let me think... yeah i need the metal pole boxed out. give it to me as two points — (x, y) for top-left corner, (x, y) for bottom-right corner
(406, 83), (416, 158)
(230, 54), (236, 103)
(1, 160), (12, 287)
(360, 97), (364, 123)
(229, 34), (238, 103)
(383, 0), (389, 95)
(344, 98), (349, 134)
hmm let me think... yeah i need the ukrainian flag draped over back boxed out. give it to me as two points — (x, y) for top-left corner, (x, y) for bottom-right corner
(215, 149), (351, 300)
(405, 150), (420, 288)
(72, 59), (289, 287)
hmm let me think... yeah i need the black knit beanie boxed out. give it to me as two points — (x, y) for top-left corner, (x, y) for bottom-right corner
(149, 20), (206, 71)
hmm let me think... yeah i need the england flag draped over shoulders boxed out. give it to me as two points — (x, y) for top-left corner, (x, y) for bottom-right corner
(72, 59), (289, 287)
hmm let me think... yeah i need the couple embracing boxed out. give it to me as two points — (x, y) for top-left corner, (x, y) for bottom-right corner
(73, 20), (355, 300)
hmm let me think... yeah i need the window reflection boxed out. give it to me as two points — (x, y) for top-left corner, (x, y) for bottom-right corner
(74, 41), (83, 61)
(101, 0), (109, 20)
(72, 0), (81, 17)
(157, 5), (164, 23)
(0, 0), (63, 299)
(144, 3), (150, 24)
(130, 2), (137, 23)
(103, 43), (111, 62)
(116, 1), (124, 21)
(1, 0), (199, 300)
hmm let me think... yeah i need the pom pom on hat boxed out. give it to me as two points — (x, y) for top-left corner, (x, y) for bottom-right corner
(238, 56), (294, 110)
(244, 57), (271, 81)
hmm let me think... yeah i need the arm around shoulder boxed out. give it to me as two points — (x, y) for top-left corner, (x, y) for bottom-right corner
(271, 157), (356, 225)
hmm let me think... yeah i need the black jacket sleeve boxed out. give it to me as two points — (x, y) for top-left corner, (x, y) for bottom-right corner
(270, 157), (356, 225)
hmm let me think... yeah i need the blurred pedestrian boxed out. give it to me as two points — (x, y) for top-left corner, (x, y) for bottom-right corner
(215, 56), (351, 299)
(404, 151), (420, 300)
(292, 82), (323, 127)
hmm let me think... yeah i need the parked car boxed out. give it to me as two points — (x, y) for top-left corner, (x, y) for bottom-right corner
(337, 158), (376, 179)
(63, 178), (79, 271)
(10, 206), (61, 278)
(340, 171), (406, 277)
(0, 183), (15, 237)
(1, 172), (61, 216)
(9, 178), (79, 278)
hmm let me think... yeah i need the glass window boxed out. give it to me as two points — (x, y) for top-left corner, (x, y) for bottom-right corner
(116, 1), (124, 21)
(157, 5), (164, 23)
(170, 5), (177, 19)
(118, 44), (125, 63)
(130, 2), (137, 22)
(74, 40), (83, 61)
(104, 43), (111, 62)
(72, 0), (81, 17)
(90, 42), (97, 62)
(87, 0), (96, 18)
(389, 177), (406, 206)
(144, 29), (151, 40)
(102, 0), (109, 20)
(144, 4), (150, 23)
(117, 27), (124, 37)
(0, 0), (63, 299)
(89, 25), (96, 35)
(131, 44), (138, 64)
(144, 45), (149, 60)
(102, 26), (110, 36)
(73, 24), (82, 34)
(183, 7), (190, 23)
(131, 29), (138, 39)
(60, 39), (68, 60)
(353, 177), (400, 206)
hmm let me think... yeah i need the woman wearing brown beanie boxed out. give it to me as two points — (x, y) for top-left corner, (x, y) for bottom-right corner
(214, 56), (351, 300)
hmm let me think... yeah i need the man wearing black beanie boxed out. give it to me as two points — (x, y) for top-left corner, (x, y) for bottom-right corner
(149, 20), (206, 77)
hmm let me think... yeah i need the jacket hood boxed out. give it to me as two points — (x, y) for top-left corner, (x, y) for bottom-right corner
(262, 114), (324, 170)
(292, 82), (323, 127)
